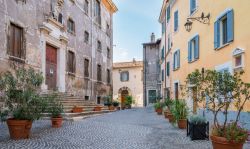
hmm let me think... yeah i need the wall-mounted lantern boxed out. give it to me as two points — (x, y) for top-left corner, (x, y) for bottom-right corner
(184, 12), (210, 32)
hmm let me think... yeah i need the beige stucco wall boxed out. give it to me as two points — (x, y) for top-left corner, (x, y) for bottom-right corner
(113, 65), (143, 107)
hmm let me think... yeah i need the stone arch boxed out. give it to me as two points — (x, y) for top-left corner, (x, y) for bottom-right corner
(118, 87), (132, 108)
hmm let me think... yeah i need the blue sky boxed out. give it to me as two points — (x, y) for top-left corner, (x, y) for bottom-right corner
(113, 0), (163, 62)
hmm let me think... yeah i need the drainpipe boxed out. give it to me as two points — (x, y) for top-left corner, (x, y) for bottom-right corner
(90, 0), (94, 101)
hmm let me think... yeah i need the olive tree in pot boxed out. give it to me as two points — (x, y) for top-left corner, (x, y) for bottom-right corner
(186, 69), (249, 149)
(187, 115), (209, 140)
(172, 99), (189, 129)
(0, 67), (47, 140)
(47, 94), (64, 128)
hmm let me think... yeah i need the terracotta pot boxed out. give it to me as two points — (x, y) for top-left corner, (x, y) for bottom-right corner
(72, 107), (83, 113)
(164, 111), (169, 119)
(7, 118), (32, 140)
(51, 117), (63, 128)
(93, 106), (102, 111)
(210, 135), (244, 149)
(168, 113), (174, 123)
(156, 108), (162, 115)
(178, 119), (187, 129)
(108, 106), (115, 111)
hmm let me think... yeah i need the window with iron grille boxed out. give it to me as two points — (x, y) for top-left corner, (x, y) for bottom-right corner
(84, 31), (89, 43)
(67, 51), (76, 74)
(107, 69), (111, 84)
(8, 23), (25, 60)
(84, 58), (89, 77)
(67, 18), (75, 34)
(97, 64), (102, 81)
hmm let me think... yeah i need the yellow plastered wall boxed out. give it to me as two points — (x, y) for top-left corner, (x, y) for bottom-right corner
(167, 0), (250, 110)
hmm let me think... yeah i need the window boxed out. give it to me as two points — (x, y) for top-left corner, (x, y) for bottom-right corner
(8, 23), (25, 60)
(214, 9), (234, 49)
(67, 18), (75, 34)
(162, 22), (165, 34)
(97, 64), (102, 81)
(97, 40), (102, 51)
(120, 71), (129, 82)
(58, 13), (63, 24)
(174, 10), (179, 32)
(85, 96), (89, 101)
(84, 31), (89, 43)
(106, 23), (110, 36)
(174, 82), (179, 99)
(166, 62), (170, 77)
(190, 0), (197, 15)
(84, 0), (89, 15)
(107, 69), (111, 84)
(173, 50), (180, 70)
(188, 35), (199, 62)
(167, 34), (171, 51)
(84, 59), (89, 77)
(107, 47), (110, 58)
(161, 47), (165, 60)
(167, 6), (170, 23)
(95, 0), (101, 25)
(235, 55), (242, 67)
(162, 69), (164, 81)
(233, 48), (245, 69)
(67, 51), (76, 74)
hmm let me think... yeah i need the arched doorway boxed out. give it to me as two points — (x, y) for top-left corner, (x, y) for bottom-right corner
(121, 90), (129, 109)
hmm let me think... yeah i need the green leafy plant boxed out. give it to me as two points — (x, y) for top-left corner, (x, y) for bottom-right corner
(0, 108), (8, 122)
(154, 101), (164, 110)
(0, 67), (47, 121)
(172, 99), (189, 122)
(112, 101), (119, 107)
(46, 93), (64, 118)
(165, 98), (173, 111)
(125, 95), (134, 106)
(189, 115), (206, 125)
(186, 69), (250, 143)
(104, 95), (112, 106)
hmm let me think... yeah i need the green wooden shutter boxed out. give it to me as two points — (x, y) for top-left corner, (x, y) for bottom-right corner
(227, 10), (234, 42)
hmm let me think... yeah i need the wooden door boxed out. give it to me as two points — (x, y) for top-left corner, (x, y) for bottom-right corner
(46, 44), (57, 90)
(121, 90), (128, 108)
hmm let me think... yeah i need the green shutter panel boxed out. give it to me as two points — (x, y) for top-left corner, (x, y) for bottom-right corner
(227, 10), (234, 42)
(174, 11), (178, 31)
(177, 50), (180, 68)
(190, 0), (193, 14)
(173, 53), (176, 70)
(188, 41), (192, 62)
(194, 35), (199, 59)
(214, 20), (220, 49)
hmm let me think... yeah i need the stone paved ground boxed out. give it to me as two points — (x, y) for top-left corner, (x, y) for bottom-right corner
(0, 107), (249, 149)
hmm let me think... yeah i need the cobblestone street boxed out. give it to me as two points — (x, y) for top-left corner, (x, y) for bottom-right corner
(0, 107), (249, 149)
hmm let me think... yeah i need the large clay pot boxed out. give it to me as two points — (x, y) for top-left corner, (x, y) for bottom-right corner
(108, 105), (115, 111)
(156, 108), (162, 115)
(168, 113), (174, 123)
(93, 106), (102, 111)
(72, 107), (83, 113)
(7, 118), (32, 140)
(164, 111), (170, 119)
(178, 119), (187, 129)
(51, 117), (63, 128)
(210, 135), (244, 149)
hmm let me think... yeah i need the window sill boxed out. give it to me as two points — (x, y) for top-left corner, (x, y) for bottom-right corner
(97, 80), (103, 84)
(234, 66), (244, 71)
(188, 58), (199, 64)
(84, 76), (90, 80)
(8, 55), (25, 63)
(173, 67), (180, 71)
(67, 72), (76, 77)
(215, 42), (231, 51)
(68, 31), (76, 36)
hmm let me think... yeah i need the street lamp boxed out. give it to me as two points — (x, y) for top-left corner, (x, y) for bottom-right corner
(184, 12), (210, 32)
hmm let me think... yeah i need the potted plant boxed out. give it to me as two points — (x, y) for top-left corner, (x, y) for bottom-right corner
(125, 95), (133, 109)
(72, 106), (83, 113)
(186, 70), (249, 149)
(154, 101), (164, 115)
(172, 99), (188, 129)
(187, 115), (209, 140)
(164, 98), (173, 119)
(0, 67), (47, 140)
(113, 101), (120, 110)
(93, 106), (102, 111)
(47, 94), (64, 128)
(0, 107), (8, 122)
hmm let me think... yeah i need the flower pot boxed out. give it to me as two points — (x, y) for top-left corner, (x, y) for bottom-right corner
(187, 121), (209, 140)
(164, 111), (170, 119)
(156, 108), (162, 115)
(168, 113), (174, 123)
(93, 106), (102, 111)
(178, 119), (187, 129)
(51, 117), (63, 128)
(7, 118), (32, 140)
(210, 135), (244, 149)
(72, 107), (83, 113)
(108, 106), (115, 111)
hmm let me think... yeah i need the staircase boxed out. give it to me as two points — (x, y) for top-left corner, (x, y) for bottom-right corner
(42, 92), (115, 121)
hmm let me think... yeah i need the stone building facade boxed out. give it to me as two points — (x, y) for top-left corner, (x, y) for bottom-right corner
(142, 33), (161, 106)
(0, 0), (117, 102)
(113, 60), (143, 108)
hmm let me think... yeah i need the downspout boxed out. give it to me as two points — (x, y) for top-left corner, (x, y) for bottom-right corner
(90, 0), (94, 101)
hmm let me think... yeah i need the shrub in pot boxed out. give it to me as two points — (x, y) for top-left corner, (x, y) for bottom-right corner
(164, 98), (173, 119)
(112, 101), (120, 110)
(172, 99), (188, 129)
(154, 101), (164, 115)
(186, 69), (250, 149)
(0, 67), (47, 140)
(187, 115), (209, 140)
(47, 94), (64, 128)
(125, 95), (134, 109)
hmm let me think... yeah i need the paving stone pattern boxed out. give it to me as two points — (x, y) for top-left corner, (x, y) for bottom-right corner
(0, 107), (250, 149)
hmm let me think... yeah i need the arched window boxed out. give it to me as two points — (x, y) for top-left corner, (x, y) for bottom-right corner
(120, 71), (129, 82)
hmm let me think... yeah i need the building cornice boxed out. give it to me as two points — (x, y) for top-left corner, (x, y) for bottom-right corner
(102, 0), (118, 14)
(159, 0), (169, 23)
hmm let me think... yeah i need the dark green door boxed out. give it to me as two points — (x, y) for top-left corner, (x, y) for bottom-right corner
(148, 90), (157, 104)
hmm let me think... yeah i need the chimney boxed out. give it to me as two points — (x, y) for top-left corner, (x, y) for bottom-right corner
(151, 33), (155, 43)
